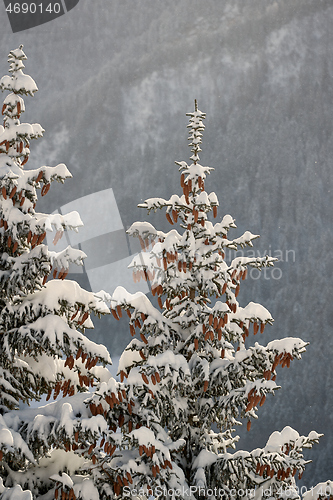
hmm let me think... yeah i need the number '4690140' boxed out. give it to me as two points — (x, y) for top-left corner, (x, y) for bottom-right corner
(5, 3), (61, 14)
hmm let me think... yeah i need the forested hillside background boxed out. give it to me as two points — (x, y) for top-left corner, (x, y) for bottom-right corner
(0, 0), (332, 487)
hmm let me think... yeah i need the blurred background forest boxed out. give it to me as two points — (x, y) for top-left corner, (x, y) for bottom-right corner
(0, 0), (332, 486)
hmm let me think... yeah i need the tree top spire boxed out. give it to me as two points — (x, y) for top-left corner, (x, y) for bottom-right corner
(186, 100), (206, 163)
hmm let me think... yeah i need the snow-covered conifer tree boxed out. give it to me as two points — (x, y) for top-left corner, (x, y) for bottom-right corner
(0, 46), (112, 499)
(95, 101), (326, 499)
(2, 48), (327, 499)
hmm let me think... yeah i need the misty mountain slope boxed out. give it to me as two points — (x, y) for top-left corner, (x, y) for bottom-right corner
(0, 0), (332, 486)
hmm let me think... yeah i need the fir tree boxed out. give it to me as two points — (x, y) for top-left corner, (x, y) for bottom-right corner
(0, 46), (112, 499)
(96, 101), (327, 499)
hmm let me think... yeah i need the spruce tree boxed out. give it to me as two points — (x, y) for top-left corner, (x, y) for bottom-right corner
(0, 46), (329, 499)
(98, 101), (325, 499)
(0, 46), (111, 499)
